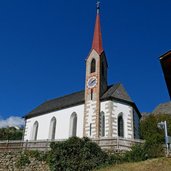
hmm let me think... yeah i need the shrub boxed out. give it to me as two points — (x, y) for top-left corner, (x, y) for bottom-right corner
(48, 137), (108, 171)
(107, 153), (124, 165)
(16, 153), (30, 168)
(144, 136), (164, 158)
(124, 144), (147, 162)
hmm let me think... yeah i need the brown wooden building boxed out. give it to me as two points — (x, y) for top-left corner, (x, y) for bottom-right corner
(160, 51), (171, 99)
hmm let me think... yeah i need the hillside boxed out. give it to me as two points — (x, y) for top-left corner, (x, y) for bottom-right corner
(153, 101), (171, 115)
(97, 158), (171, 171)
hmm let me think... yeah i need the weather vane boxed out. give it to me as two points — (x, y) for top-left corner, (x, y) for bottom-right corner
(96, 0), (100, 14)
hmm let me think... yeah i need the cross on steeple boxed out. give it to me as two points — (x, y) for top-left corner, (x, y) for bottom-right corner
(96, 1), (100, 14)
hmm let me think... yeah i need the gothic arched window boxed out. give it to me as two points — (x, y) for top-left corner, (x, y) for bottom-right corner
(32, 121), (39, 140)
(69, 112), (77, 137)
(90, 59), (96, 73)
(101, 112), (105, 137)
(49, 117), (56, 140)
(90, 123), (92, 136)
(118, 114), (124, 137)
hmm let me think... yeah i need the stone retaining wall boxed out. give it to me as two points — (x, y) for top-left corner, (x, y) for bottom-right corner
(0, 152), (50, 171)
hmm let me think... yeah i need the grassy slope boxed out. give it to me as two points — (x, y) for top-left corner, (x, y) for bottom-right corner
(97, 158), (171, 171)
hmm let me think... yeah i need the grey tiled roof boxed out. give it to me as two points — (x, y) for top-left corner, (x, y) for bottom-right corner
(25, 90), (85, 119)
(25, 83), (138, 119)
(101, 84), (133, 102)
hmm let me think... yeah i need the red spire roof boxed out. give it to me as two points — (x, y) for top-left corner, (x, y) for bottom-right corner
(92, 3), (103, 55)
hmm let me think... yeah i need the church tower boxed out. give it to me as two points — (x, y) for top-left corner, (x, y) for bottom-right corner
(83, 1), (108, 138)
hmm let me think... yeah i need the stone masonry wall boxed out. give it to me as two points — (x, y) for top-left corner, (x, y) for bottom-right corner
(0, 151), (49, 171)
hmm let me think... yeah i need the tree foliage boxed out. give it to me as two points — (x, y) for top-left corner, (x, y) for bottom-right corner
(140, 114), (171, 158)
(140, 114), (171, 141)
(0, 127), (23, 140)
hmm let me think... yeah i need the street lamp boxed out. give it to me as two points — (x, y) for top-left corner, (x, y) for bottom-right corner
(157, 121), (170, 156)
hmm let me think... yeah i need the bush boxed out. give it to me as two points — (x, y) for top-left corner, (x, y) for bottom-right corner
(107, 153), (124, 165)
(106, 144), (147, 165)
(144, 136), (164, 158)
(48, 137), (108, 171)
(16, 153), (30, 168)
(124, 144), (147, 162)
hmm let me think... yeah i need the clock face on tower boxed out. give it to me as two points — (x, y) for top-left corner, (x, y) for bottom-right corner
(87, 76), (97, 88)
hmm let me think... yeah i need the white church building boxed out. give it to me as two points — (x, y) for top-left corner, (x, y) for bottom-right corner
(24, 2), (141, 142)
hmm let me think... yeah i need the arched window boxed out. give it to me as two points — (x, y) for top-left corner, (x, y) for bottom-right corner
(69, 113), (77, 137)
(91, 89), (93, 100)
(101, 112), (105, 137)
(32, 121), (39, 140)
(118, 115), (124, 137)
(89, 123), (92, 136)
(90, 59), (96, 73)
(49, 117), (56, 140)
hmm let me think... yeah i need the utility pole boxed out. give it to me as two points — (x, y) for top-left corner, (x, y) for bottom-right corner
(157, 121), (170, 156)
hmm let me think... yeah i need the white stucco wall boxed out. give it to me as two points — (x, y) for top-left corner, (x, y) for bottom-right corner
(24, 104), (84, 141)
(112, 100), (134, 139)
(24, 100), (140, 141)
(100, 100), (135, 139)
(84, 100), (97, 138)
(100, 100), (111, 137)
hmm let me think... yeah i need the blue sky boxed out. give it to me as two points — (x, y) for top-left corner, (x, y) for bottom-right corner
(0, 0), (171, 120)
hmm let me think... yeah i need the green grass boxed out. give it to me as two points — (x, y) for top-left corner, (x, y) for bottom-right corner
(97, 157), (171, 171)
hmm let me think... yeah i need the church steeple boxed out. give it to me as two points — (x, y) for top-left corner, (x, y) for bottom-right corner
(92, 1), (103, 55)
(83, 1), (108, 138)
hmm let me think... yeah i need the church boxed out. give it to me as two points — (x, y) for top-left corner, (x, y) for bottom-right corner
(24, 2), (141, 141)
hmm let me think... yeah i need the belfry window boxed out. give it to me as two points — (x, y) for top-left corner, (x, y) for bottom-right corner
(118, 115), (124, 137)
(91, 89), (93, 100)
(32, 121), (39, 140)
(49, 117), (56, 140)
(69, 113), (77, 137)
(90, 59), (96, 73)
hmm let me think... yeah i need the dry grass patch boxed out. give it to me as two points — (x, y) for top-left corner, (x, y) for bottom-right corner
(97, 157), (171, 171)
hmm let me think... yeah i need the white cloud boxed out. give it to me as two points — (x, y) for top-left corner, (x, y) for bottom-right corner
(0, 116), (25, 128)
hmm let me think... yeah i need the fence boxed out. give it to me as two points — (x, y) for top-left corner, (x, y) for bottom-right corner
(0, 137), (145, 152)
(94, 137), (145, 151)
